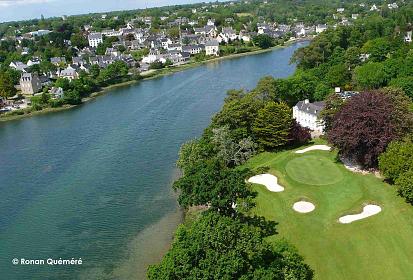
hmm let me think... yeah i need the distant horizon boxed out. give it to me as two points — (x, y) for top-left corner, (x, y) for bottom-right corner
(0, 0), (225, 24)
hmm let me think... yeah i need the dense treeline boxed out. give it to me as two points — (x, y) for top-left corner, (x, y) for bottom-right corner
(290, 6), (413, 99)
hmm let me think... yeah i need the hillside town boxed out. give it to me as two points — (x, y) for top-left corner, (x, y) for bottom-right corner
(0, 0), (410, 115)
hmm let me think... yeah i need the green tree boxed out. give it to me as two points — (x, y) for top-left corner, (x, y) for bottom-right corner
(89, 64), (100, 79)
(379, 136), (413, 182)
(168, 26), (180, 39)
(211, 126), (257, 167)
(173, 158), (255, 215)
(176, 138), (213, 173)
(324, 63), (351, 87)
(212, 94), (264, 141)
(0, 71), (17, 98)
(390, 77), (413, 99)
(353, 62), (387, 89)
(251, 76), (277, 101)
(147, 212), (314, 280)
(361, 38), (391, 62)
(253, 34), (274, 49)
(252, 101), (292, 149)
(70, 33), (88, 49)
(395, 170), (413, 205)
(320, 93), (345, 133)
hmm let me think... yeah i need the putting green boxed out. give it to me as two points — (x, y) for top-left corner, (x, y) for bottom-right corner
(285, 155), (343, 185)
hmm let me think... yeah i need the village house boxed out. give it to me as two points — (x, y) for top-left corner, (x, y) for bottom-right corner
(20, 72), (42, 95)
(293, 99), (325, 134)
(217, 27), (238, 43)
(142, 48), (164, 64)
(316, 24), (328, 34)
(27, 57), (41, 67)
(50, 57), (66, 66)
(88, 32), (103, 47)
(239, 30), (252, 42)
(205, 40), (220, 56)
(49, 87), (64, 99)
(9, 61), (28, 72)
(167, 43), (182, 52)
(257, 23), (271, 34)
(72, 56), (86, 66)
(102, 29), (123, 37)
(182, 44), (204, 55)
(57, 66), (79, 80)
(194, 25), (217, 38)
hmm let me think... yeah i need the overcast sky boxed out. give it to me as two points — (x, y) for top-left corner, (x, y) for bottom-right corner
(0, 0), (219, 23)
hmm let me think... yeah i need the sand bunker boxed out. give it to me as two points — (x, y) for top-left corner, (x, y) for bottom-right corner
(295, 145), (331, 154)
(338, 205), (382, 224)
(248, 174), (284, 192)
(293, 201), (315, 213)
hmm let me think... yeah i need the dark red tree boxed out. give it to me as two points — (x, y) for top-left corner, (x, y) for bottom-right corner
(328, 90), (413, 168)
(289, 120), (311, 146)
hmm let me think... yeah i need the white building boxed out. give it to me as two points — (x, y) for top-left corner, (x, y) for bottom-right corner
(101, 29), (123, 37)
(217, 27), (238, 43)
(27, 57), (41, 67)
(29, 30), (51, 37)
(182, 45), (204, 55)
(370, 4), (379, 11)
(88, 32), (103, 47)
(205, 40), (219, 56)
(388, 2), (398, 9)
(316, 24), (327, 34)
(207, 19), (215, 26)
(293, 99), (325, 134)
(57, 66), (79, 80)
(405, 31), (412, 43)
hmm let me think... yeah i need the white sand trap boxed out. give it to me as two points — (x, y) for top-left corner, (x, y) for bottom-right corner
(293, 201), (315, 213)
(248, 174), (284, 192)
(295, 145), (331, 154)
(339, 205), (382, 224)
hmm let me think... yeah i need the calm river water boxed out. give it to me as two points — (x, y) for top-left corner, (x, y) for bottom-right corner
(0, 41), (307, 280)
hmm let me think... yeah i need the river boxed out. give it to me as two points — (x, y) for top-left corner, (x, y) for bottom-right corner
(0, 42), (307, 280)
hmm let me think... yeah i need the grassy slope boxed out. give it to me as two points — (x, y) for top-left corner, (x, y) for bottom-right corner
(243, 141), (413, 280)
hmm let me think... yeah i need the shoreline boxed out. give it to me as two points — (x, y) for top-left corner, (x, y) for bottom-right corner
(0, 38), (310, 123)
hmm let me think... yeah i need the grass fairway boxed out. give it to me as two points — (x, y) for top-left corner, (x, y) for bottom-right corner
(243, 143), (413, 280)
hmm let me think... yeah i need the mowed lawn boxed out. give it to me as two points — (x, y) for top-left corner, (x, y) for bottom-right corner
(243, 143), (413, 280)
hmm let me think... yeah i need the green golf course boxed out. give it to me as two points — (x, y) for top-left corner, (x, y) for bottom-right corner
(243, 142), (413, 280)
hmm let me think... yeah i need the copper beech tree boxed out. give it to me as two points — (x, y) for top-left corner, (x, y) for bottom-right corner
(328, 89), (413, 168)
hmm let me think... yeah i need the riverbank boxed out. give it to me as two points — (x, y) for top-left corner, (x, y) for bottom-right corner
(0, 38), (311, 123)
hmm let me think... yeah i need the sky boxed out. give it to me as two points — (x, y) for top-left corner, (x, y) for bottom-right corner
(0, 0), (220, 23)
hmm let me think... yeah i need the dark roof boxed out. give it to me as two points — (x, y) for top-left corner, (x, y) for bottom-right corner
(205, 40), (219, 46)
(295, 100), (325, 116)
